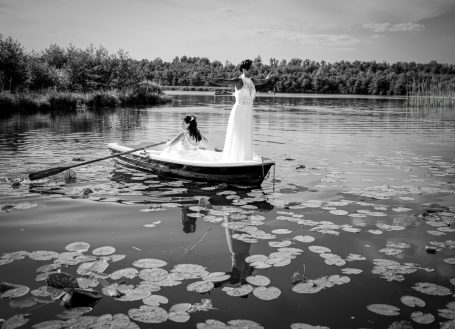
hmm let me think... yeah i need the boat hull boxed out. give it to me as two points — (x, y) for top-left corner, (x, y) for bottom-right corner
(108, 143), (275, 186)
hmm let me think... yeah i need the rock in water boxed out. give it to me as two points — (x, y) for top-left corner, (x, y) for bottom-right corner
(198, 197), (212, 209)
(64, 169), (77, 182)
(47, 272), (79, 289)
(66, 288), (102, 308)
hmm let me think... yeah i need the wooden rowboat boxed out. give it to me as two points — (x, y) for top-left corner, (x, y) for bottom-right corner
(107, 143), (275, 186)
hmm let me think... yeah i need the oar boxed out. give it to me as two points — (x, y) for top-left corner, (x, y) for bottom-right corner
(28, 141), (167, 181)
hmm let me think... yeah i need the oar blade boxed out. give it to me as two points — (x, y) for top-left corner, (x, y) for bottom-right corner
(29, 166), (68, 181)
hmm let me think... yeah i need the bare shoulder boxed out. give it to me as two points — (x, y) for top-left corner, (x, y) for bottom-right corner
(234, 77), (243, 89)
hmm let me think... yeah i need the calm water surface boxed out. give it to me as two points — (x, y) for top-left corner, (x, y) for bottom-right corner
(0, 93), (454, 328)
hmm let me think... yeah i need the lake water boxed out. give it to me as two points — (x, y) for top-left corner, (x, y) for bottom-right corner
(0, 93), (454, 329)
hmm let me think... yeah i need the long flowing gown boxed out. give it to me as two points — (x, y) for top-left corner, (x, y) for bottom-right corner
(159, 131), (219, 162)
(221, 74), (257, 162)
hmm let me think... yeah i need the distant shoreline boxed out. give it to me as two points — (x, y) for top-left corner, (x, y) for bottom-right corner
(164, 90), (408, 100)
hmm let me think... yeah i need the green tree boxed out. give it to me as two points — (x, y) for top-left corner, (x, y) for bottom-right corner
(0, 34), (29, 91)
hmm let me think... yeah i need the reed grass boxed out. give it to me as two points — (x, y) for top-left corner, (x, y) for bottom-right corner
(407, 78), (455, 108)
(86, 91), (120, 108)
(0, 87), (171, 115)
(119, 90), (171, 106)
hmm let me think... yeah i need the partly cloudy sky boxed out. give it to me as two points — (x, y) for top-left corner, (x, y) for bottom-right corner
(1, 0), (454, 64)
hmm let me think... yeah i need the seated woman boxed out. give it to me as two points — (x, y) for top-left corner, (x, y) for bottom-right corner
(159, 115), (220, 163)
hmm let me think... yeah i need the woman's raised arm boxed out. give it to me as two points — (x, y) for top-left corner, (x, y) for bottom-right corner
(207, 77), (242, 88)
(252, 73), (275, 87)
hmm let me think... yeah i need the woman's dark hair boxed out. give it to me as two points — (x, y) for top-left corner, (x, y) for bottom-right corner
(239, 59), (252, 72)
(183, 115), (202, 142)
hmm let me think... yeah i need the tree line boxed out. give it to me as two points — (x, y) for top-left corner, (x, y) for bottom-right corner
(1, 34), (455, 95)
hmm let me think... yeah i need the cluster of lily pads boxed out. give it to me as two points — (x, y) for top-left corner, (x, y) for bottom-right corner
(2, 144), (455, 328)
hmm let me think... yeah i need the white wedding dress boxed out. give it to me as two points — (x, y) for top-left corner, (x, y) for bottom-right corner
(221, 73), (258, 162)
(159, 131), (220, 163)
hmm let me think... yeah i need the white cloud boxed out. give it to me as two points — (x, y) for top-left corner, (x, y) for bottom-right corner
(251, 29), (361, 48)
(388, 23), (425, 32)
(372, 34), (385, 40)
(363, 22), (424, 32)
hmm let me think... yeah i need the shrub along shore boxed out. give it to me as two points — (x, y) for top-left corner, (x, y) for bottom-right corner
(0, 87), (171, 114)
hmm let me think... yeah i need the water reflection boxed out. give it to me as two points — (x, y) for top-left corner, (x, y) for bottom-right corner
(181, 206), (197, 233)
(1, 93), (455, 328)
(223, 216), (253, 285)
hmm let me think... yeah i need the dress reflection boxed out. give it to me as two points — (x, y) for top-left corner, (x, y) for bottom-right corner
(223, 216), (254, 285)
(181, 205), (196, 233)
(179, 202), (254, 285)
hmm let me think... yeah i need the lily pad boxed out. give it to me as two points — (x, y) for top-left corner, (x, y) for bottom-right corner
(128, 305), (168, 323)
(31, 286), (65, 299)
(1, 283), (30, 299)
(139, 268), (168, 282)
(77, 261), (109, 276)
(253, 286), (281, 300)
(171, 264), (208, 279)
(143, 294), (168, 306)
(2, 313), (31, 329)
(202, 272), (231, 282)
(227, 319), (264, 328)
(170, 303), (192, 313)
(76, 277), (99, 289)
(168, 311), (190, 323)
(367, 304), (400, 316)
(0, 258), (13, 266)
(246, 275), (271, 287)
(412, 282), (452, 296)
(308, 246), (331, 254)
(110, 268), (138, 280)
(133, 258), (167, 268)
(32, 320), (65, 329)
(36, 263), (61, 273)
(155, 277), (182, 287)
(438, 301), (455, 320)
(114, 287), (151, 302)
(29, 251), (59, 261)
(292, 282), (322, 294)
(443, 258), (455, 265)
(57, 307), (92, 319)
(9, 297), (38, 309)
(223, 284), (253, 297)
(92, 246), (115, 256)
(65, 242), (90, 253)
(137, 281), (161, 293)
(290, 324), (329, 329)
(271, 229), (292, 234)
(168, 303), (192, 323)
(268, 240), (292, 248)
(400, 295), (426, 307)
(293, 235), (316, 244)
(329, 209), (348, 216)
(341, 268), (363, 275)
(187, 280), (214, 293)
(410, 311), (435, 324)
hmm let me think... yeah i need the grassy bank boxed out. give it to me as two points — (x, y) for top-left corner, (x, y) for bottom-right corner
(0, 88), (171, 115)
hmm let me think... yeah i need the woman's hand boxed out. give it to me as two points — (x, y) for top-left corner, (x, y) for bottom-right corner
(266, 73), (274, 80)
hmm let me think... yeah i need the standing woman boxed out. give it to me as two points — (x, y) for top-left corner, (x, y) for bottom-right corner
(210, 59), (273, 162)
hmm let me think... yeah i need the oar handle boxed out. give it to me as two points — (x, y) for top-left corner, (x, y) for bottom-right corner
(28, 141), (167, 181)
